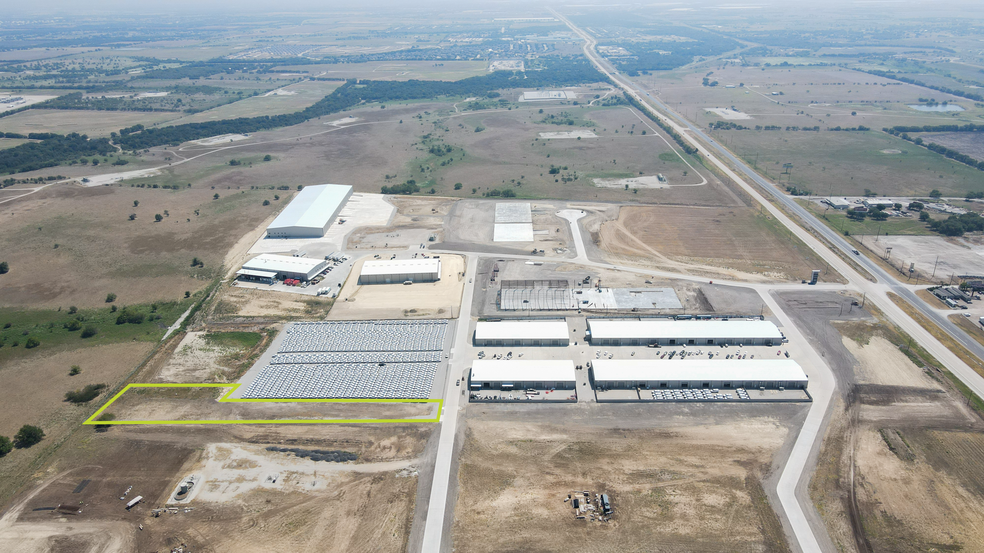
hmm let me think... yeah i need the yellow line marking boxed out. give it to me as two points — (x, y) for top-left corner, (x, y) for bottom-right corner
(84, 383), (442, 425)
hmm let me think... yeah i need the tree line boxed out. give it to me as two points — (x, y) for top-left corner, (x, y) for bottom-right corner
(0, 133), (114, 174)
(884, 127), (984, 172)
(860, 69), (984, 102)
(624, 95), (699, 155)
(115, 58), (604, 150)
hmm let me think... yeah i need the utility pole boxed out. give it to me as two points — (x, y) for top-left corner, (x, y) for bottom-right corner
(932, 255), (940, 278)
(861, 292), (866, 308)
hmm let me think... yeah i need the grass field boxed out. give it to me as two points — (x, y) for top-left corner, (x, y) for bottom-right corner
(164, 80), (342, 125)
(0, 138), (33, 150)
(0, 181), (281, 308)
(636, 64), (984, 197)
(0, 109), (183, 137)
(797, 199), (936, 236)
(599, 204), (840, 282)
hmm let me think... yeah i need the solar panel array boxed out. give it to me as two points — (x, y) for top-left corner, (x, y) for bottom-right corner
(242, 320), (448, 400)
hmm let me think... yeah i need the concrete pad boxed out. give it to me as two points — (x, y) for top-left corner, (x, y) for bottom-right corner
(493, 223), (534, 242)
(538, 130), (598, 139)
(613, 288), (683, 309)
(495, 202), (532, 223)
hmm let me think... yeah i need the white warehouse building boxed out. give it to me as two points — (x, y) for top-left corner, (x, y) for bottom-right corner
(586, 319), (785, 347)
(591, 359), (808, 390)
(474, 320), (570, 347)
(469, 360), (576, 390)
(359, 258), (441, 285)
(238, 254), (329, 282)
(266, 184), (353, 238)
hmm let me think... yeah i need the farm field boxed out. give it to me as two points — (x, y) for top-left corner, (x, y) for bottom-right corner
(917, 131), (984, 159)
(597, 205), (839, 282)
(453, 417), (792, 553)
(0, 108), (183, 137)
(164, 80), (344, 125)
(637, 64), (984, 197)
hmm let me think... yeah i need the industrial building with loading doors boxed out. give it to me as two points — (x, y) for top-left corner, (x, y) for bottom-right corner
(359, 258), (442, 284)
(586, 319), (785, 347)
(591, 359), (809, 390)
(473, 320), (570, 347)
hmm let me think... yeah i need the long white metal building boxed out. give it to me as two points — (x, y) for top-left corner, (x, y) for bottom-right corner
(474, 320), (569, 347)
(359, 258), (441, 285)
(591, 359), (808, 390)
(586, 319), (785, 346)
(266, 184), (353, 238)
(239, 254), (329, 282)
(469, 360), (576, 390)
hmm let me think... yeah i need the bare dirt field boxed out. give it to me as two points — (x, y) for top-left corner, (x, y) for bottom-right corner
(153, 330), (269, 383)
(917, 131), (984, 159)
(165, 80), (343, 125)
(440, 199), (573, 256)
(808, 317), (984, 553)
(347, 196), (454, 249)
(876, 234), (984, 280)
(210, 286), (332, 320)
(105, 386), (435, 422)
(453, 419), (791, 553)
(330, 254), (465, 319)
(0, 183), (281, 308)
(5, 423), (429, 553)
(598, 205), (837, 282)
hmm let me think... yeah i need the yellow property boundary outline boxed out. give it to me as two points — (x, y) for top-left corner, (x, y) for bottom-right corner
(84, 383), (443, 425)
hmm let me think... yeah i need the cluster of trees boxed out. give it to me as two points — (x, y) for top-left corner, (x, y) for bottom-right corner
(115, 58), (604, 151)
(64, 383), (107, 404)
(829, 125), (870, 131)
(0, 425), (45, 456)
(710, 121), (749, 130)
(624, 95), (698, 155)
(34, 92), (177, 113)
(485, 188), (517, 197)
(0, 133), (114, 174)
(885, 127), (984, 171)
(888, 123), (981, 134)
(605, 28), (738, 73)
(381, 180), (420, 195)
(927, 212), (984, 236)
(861, 69), (983, 102)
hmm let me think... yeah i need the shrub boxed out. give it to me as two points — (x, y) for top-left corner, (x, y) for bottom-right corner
(262, 200), (270, 206)
(0, 435), (12, 456)
(263, 154), (272, 161)
(155, 213), (163, 222)
(68, 306), (77, 314)
(13, 425), (44, 448)
(919, 211), (930, 222)
(69, 365), (82, 376)
(25, 337), (40, 348)
(0, 261), (8, 274)
(64, 319), (82, 331)
(106, 293), (117, 303)
(64, 383), (107, 404)
(454, 183), (463, 190)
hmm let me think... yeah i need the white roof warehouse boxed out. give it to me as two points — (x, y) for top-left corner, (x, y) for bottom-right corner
(240, 254), (329, 281)
(359, 258), (441, 284)
(469, 360), (576, 389)
(591, 359), (808, 390)
(474, 320), (570, 346)
(266, 184), (353, 238)
(586, 319), (785, 346)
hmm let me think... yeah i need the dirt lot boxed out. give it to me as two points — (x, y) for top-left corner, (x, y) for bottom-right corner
(210, 286), (332, 320)
(347, 196), (454, 248)
(0, 183), (281, 308)
(808, 316), (984, 553)
(453, 419), (791, 553)
(598, 205), (837, 282)
(875, 234), (984, 280)
(4, 423), (429, 553)
(914, 131), (984, 159)
(330, 254), (465, 319)
(152, 330), (269, 383)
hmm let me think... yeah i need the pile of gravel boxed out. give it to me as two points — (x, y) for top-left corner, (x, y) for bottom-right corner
(266, 446), (358, 463)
